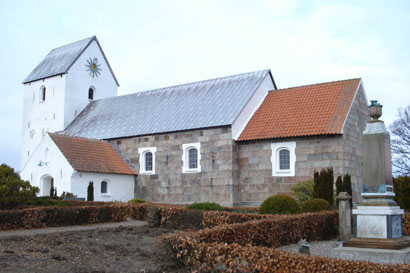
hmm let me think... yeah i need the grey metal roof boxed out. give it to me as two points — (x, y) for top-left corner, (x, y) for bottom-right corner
(62, 69), (272, 139)
(23, 36), (119, 86)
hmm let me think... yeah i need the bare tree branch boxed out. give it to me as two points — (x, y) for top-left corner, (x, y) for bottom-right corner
(389, 105), (410, 176)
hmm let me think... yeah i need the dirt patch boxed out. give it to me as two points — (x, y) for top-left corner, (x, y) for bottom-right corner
(0, 225), (187, 273)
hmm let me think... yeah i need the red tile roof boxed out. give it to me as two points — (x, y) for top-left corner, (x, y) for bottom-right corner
(49, 133), (135, 175)
(238, 78), (361, 141)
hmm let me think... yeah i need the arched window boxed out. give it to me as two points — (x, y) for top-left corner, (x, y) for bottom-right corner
(279, 149), (290, 170)
(45, 148), (49, 161)
(182, 143), (201, 173)
(270, 142), (296, 176)
(88, 87), (94, 100)
(145, 152), (153, 172)
(101, 181), (108, 194)
(40, 86), (46, 102)
(138, 147), (157, 175)
(188, 148), (198, 169)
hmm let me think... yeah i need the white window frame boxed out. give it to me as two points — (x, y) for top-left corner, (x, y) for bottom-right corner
(39, 86), (46, 102)
(182, 143), (201, 173)
(100, 180), (110, 196)
(271, 142), (296, 176)
(138, 147), (157, 175)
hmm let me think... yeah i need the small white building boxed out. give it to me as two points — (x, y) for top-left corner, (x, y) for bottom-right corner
(20, 133), (135, 202)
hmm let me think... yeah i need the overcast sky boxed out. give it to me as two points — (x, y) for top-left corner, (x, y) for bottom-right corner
(1, 0), (409, 171)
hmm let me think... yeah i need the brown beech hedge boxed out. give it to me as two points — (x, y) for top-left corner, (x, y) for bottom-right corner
(0, 204), (129, 230)
(1, 203), (410, 271)
(161, 211), (410, 272)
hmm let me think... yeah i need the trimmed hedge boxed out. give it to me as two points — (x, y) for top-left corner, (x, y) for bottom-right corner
(161, 211), (410, 272)
(2, 202), (410, 272)
(162, 240), (410, 272)
(0, 204), (129, 230)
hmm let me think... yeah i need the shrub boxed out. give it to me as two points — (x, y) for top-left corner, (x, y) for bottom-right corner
(394, 176), (410, 210)
(336, 174), (352, 207)
(87, 181), (94, 201)
(60, 192), (77, 199)
(259, 195), (300, 215)
(313, 168), (334, 206)
(0, 164), (39, 209)
(128, 198), (146, 204)
(26, 196), (73, 207)
(301, 198), (331, 212)
(187, 202), (224, 211)
(291, 179), (314, 205)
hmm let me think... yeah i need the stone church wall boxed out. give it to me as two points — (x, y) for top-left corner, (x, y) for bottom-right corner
(340, 85), (369, 203)
(237, 135), (345, 206)
(113, 86), (368, 207)
(113, 127), (239, 207)
(237, 85), (369, 206)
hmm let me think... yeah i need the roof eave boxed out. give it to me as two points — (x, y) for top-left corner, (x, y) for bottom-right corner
(22, 72), (67, 85)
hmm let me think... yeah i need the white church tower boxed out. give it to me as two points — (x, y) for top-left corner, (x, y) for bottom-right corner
(20, 36), (119, 172)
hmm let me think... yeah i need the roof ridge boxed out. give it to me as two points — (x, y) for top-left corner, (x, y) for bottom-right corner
(271, 78), (361, 92)
(106, 69), (271, 100)
(49, 132), (106, 143)
(49, 36), (96, 52)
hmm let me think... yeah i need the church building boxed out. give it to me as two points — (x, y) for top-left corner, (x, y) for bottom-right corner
(20, 36), (369, 206)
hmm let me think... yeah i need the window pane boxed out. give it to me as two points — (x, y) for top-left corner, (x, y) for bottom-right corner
(42, 87), (46, 101)
(188, 148), (198, 169)
(88, 88), (94, 100)
(145, 152), (153, 171)
(101, 181), (107, 193)
(279, 149), (290, 170)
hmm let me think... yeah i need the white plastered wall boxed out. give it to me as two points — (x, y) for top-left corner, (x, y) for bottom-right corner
(20, 134), (74, 196)
(21, 39), (118, 171)
(64, 40), (118, 128)
(232, 74), (275, 140)
(20, 75), (67, 169)
(70, 172), (134, 202)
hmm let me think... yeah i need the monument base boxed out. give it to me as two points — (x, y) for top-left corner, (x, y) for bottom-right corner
(331, 245), (410, 265)
(343, 237), (410, 250)
(353, 205), (404, 239)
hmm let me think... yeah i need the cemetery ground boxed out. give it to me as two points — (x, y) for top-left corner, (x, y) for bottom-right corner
(0, 220), (187, 273)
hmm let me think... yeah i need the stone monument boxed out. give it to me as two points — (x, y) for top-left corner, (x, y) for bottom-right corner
(332, 100), (410, 264)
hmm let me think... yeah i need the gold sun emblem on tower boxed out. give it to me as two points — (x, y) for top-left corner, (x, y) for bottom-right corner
(86, 57), (102, 78)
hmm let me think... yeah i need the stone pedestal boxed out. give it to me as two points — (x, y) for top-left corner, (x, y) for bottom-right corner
(337, 192), (352, 241)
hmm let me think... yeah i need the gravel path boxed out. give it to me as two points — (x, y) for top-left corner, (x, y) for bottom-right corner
(279, 237), (410, 264)
(0, 218), (146, 238)
(278, 239), (341, 257)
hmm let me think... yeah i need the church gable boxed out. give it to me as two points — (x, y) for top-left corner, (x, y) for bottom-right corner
(22, 36), (119, 86)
